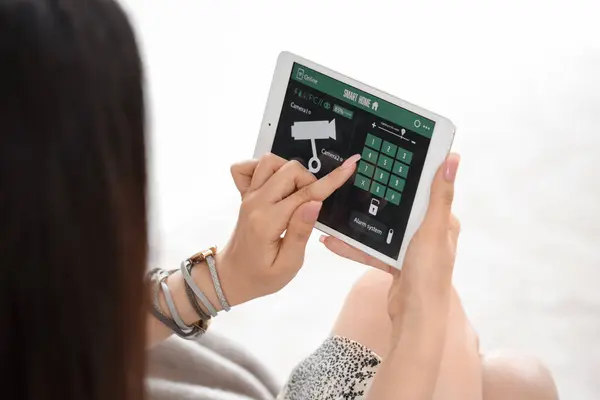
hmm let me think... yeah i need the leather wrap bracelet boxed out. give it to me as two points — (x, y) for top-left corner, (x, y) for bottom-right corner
(147, 268), (205, 338)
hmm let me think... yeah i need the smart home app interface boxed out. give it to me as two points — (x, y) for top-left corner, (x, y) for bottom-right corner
(271, 63), (436, 259)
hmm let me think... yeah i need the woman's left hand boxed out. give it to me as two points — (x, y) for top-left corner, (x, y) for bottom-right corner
(216, 153), (360, 306)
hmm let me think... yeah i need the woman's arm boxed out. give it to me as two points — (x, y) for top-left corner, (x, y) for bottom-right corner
(147, 159), (263, 346)
(146, 257), (224, 346)
(322, 153), (461, 399)
(367, 299), (451, 399)
(368, 154), (460, 399)
(146, 154), (361, 346)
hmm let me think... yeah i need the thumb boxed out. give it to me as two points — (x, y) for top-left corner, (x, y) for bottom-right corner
(274, 201), (322, 271)
(422, 153), (460, 230)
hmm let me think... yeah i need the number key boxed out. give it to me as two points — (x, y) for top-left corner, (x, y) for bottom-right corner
(396, 147), (413, 165)
(385, 188), (402, 206)
(389, 175), (406, 192)
(374, 168), (390, 185)
(381, 141), (397, 158)
(370, 181), (386, 198)
(357, 160), (375, 178)
(365, 133), (382, 150)
(392, 161), (409, 178)
(376, 154), (393, 171)
(361, 147), (378, 164)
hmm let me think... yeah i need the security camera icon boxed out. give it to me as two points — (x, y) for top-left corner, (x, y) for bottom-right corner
(291, 119), (337, 173)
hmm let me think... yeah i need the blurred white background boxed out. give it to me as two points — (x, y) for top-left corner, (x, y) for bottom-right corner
(122, 1), (599, 398)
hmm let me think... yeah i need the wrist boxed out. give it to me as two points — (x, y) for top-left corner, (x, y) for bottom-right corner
(158, 270), (206, 326)
(213, 249), (247, 307)
(389, 297), (450, 347)
(159, 258), (230, 326)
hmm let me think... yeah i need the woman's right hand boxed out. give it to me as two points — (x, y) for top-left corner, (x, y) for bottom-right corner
(360, 153), (461, 400)
(321, 153), (461, 337)
(386, 153), (460, 335)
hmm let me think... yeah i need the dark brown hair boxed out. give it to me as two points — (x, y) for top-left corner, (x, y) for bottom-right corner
(0, 1), (147, 399)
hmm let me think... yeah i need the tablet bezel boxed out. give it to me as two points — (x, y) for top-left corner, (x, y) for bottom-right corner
(254, 51), (455, 269)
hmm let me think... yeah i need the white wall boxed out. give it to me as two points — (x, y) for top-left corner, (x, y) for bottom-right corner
(122, 1), (600, 398)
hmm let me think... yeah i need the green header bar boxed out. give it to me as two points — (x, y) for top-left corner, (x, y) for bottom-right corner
(291, 63), (434, 138)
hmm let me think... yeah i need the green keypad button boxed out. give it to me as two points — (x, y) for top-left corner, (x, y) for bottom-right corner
(396, 147), (413, 165)
(357, 160), (375, 178)
(392, 161), (409, 178)
(381, 141), (398, 158)
(365, 133), (382, 150)
(389, 175), (406, 192)
(376, 154), (393, 171)
(373, 168), (390, 185)
(361, 147), (378, 164)
(385, 188), (402, 205)
(370, 181), (386, 198)
(354, 174), (371, 191)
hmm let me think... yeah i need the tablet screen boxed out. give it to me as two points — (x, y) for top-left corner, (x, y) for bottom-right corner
(271, 63), (436, 260)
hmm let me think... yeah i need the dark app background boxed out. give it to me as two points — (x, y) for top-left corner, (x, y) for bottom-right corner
(271, 79), (431, 260)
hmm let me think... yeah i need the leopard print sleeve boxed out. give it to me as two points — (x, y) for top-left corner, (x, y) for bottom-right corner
(278, 336), (382, 400)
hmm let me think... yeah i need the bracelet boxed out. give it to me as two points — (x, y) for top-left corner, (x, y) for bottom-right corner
(188, 246), (231, 312)
(150, 269), (202, 338)
(183, 269), (212, 322)
(180, 260), (218, 317)
(206, 254), (230, 312)
(147, 269), (205, 339)
(160, 276), (194, 333)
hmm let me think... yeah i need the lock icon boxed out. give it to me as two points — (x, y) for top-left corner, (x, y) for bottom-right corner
(369, 198), (380, 216)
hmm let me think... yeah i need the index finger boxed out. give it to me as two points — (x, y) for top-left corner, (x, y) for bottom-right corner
(277, 154), (361, 216)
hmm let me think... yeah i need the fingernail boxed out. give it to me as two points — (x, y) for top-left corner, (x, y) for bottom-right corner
(319, 235), (327, 243)
(444, 154), (460, 183)
(302, 201), (322, 223)
(341, 154), (361, 169)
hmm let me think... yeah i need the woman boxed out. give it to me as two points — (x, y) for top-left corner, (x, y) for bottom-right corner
(0, 1), (558, 399)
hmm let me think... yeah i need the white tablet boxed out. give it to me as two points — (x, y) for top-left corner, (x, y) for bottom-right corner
(254, 52), (455, 269)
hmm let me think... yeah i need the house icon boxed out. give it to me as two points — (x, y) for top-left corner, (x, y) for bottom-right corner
(372, 102), (379, 111)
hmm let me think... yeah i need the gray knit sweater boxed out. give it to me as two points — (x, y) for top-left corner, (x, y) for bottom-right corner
(146, 332), (279, 400)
